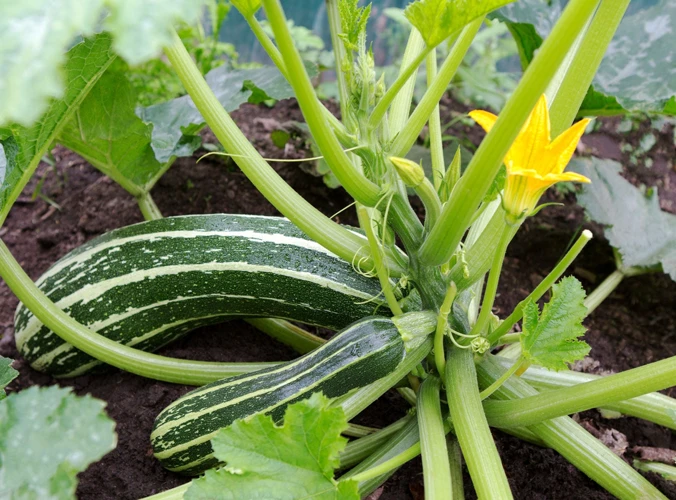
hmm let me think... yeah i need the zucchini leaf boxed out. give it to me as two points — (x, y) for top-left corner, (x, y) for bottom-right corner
(572, 156), (676, 280)
(405, 0), (515, 48)
(0, 34), (116, 227)
(520, 277), (590, 371)
(493, 0), (676, 116)
(0, 0), (206, 127)
(0, 386), (116, 499)
(186, 393), (359, 500)
(0, 356), (18, 400)
(138, 64), (315, 163)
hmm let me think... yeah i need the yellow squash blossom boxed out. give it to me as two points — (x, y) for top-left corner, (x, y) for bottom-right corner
(469, 94), (591, 223)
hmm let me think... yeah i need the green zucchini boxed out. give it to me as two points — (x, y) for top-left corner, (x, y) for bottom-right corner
(15, 214), (390, 377)
(151, 316), (408, 475)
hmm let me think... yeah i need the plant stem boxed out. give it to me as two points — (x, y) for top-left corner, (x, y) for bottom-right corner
(369, 48), (431, 130)
(0, 240), (277, 385)
(434, 282), (457, 376)
(633, 460), (676, 481)
(164, 29), (404, 274)
(244, 318), (325, 354)
(583, 268), (624, 315)
(391, 19), (482, 158)
(491, 355), (676, 431)
(136, 192), (163, 221)
(469, 224), (513, 338)
(325, 0), (351, 120)
(447, 436), (465, 500)
(550, 0), (631, 136)
(445, 348), (513, 499)
(479, 357), (527, 400)
(418, 0), (601, 266)
(483, 354), (676, 428)
(486, 229), (593, 344)
(478, 356), (667, 500)
(348, 443), (421, 484)
(261, 0), (380, 206)
(339, 416), (413, 469)
(426, 48), (445, 191)
(388, 29), (426, 136)
(417, 376), (452, 500)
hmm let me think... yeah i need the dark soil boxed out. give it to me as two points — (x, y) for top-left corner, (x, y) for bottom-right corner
(0, 97), (675, 499)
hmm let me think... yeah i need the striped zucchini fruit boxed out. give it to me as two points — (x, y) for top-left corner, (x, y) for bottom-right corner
(15, 214), (391, 377)
(151, 316), (407, 475)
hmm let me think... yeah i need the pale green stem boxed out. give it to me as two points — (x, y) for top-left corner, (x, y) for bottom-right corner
(391, 19), (482, 158)
(633, 460), (676, 481)
(426, 48), (445, 191)
(412, 177), (442, 230)
(0, 240), (277, 385)
(326, 0), (351, 120)
(418, 0), (601, 266)
(550, 0), (632, 135)
(368, 47), (431, 130)
(447, 436), (465, 500)
(339, 416), (413, 469)
(486, 229), (593, 344)
(417, 376), (452, 500)
(388, 29), (426, 136)
(479, 357), (527, 400)
(261, 0), (380, 206)
(583, 268), (624, 315)
(445, 348), (513, 499)
(136, 192), (163, 221)
(348, 442), (421, 483)
(244, 318), (324, 354)
(164, 29), (404, 274)
(357, 204), (404, 316)
(434, 282), (457, 376)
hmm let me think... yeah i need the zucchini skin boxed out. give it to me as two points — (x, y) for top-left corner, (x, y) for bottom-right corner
(151, 316), (406, 475)
(15, 215), (388, 377)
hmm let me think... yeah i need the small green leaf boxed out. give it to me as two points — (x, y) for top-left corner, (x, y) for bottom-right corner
(572, 156), (676, 281)
(185, 393), (359, 500)
(230, 0), (261, 18)
(405, 0), (514, 48)
(0, 386), (117, 499)
(139, 64), (312, 163)
(270, 129), (291, 149)
(0, 357), (18, 400)
(0, 34), (116, 227)
(338, 0), (371, 52)
(57, 67), (168, 195)
(520, 277), (590, 371)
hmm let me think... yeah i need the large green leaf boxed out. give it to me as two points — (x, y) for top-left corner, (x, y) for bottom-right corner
(0, 386), (116, 499)
(0, 0), (205, 126)
(185, 393), (358, 500)
(57, 67), (169, 196)
(0, 357), (18, 400)
(0, 34), (116, 227)
(572, 156), (676, 280)
(138, 64), (311, 163)
(493, 0), (676, 115)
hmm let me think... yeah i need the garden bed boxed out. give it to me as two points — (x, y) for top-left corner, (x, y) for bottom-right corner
(0, 98), (674, 499)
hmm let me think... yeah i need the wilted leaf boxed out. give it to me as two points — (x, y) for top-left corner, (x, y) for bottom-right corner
(493, 0), (676, 115)
(572, 156), (676, 280)
(0, 0), (206, 126)
(0, 34), (116, 227)
(405, 0), (514, 48)
(138, 64), (312, 163)
(0, 386), (116, 499)
(185, 393), (358, 500)
(521, 277), (589, 371)
(57, 68), (168, 194)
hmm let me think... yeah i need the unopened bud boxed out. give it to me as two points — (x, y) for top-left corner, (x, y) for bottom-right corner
(390, 156), (425, 187)
(471, 337), (491, 354)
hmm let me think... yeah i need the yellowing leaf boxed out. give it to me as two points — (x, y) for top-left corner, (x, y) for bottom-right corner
(520, 277), (590, 371)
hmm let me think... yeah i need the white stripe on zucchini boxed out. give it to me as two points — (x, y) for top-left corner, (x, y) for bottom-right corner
(15, 215), (393, 377)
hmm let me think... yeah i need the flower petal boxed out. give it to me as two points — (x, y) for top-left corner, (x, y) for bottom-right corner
(547, 118), (591, 174)
(468, 110), (498, 133)
(545, 171), (591, 184)
(509, 94), (551, 173)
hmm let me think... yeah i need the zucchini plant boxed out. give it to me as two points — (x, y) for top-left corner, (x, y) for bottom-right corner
(0, 0), (675, 498)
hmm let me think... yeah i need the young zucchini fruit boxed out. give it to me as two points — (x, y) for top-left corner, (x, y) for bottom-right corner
(15, 214), (392, 377)
(151, 316), (417, 475)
